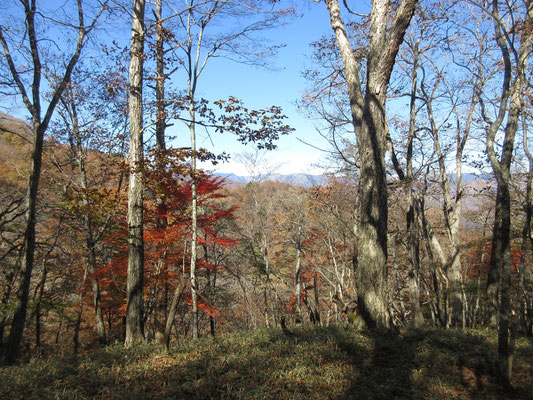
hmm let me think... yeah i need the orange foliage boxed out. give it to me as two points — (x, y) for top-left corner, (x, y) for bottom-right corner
(186, 294), (225, 322)
(463, 242), (524, 280)
(96, 167), (238, 325)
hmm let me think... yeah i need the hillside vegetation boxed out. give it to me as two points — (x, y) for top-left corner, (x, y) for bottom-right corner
(3, 0), (533, 392)
(1, 326), (532, 399)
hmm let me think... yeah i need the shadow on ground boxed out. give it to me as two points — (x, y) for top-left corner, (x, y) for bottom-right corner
(1, 326), (532, 399)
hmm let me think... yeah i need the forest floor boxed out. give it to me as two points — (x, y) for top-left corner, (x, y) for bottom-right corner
(1, 325), (532, 399)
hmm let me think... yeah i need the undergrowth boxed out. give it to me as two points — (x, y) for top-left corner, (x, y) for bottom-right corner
(1, 326), (532, 399)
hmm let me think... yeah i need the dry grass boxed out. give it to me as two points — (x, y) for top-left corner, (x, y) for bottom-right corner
(1, 326), (532, 399)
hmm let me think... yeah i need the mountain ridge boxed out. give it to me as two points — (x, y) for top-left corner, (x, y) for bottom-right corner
(214, 172), (492, 188)
(214, 172), (327, 187)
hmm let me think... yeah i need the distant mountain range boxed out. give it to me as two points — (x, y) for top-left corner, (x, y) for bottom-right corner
(215, 172), (492, 188)
(214, 172), (327, 187)
(449, 173), (493, 184)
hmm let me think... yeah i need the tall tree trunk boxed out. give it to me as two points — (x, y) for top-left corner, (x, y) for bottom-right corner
(73, 264), (89, 356)
(88, 242), (106, 344)
(495, 182), (513, 384)
(407, 199), (423, 327)
(189, 105), (199, 339)
(263, 239), (272, 328)
(486, 189), (503, 327)
(483, 0), (533, 384)
(125, 0), (146, 346)
(417, 189), (445, 327)
(183, 3), (208, 340)
(34, 256), (49, 358)
(163, 240), (187, 348)
(153, 0), (169, 345)
(204, 245), (216, 336)
(294, 226), (302, 322)
(516, 92), (533, 336)
(406, 40), (423, 327)
(163, 281), (185, 348)
(313, 272), (321, 325)
(66, 100), (107, 345)
(155, 0), (166, 153)
(356, 90), (391, 330)
(325, 0), (417, 331)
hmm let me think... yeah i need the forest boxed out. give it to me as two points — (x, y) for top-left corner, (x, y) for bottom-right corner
(1, 0), (533, 398)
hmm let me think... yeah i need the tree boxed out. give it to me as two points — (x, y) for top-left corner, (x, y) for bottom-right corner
(150, 0), (169, 345)
(515, 58), (533, 338)
(323, 0), (418, 330)
(0, 0), (108, 364)
(125, 0), (147, 346)
(481, 0), (533, 385)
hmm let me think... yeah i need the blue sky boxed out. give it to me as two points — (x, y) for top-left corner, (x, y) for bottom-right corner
(1, 0), (504, 177)
(167, 1), (337, 176)
(1, 0), (343, 176)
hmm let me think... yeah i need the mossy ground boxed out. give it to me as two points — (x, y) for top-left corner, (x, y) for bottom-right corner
(1, 326), (532, 399)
